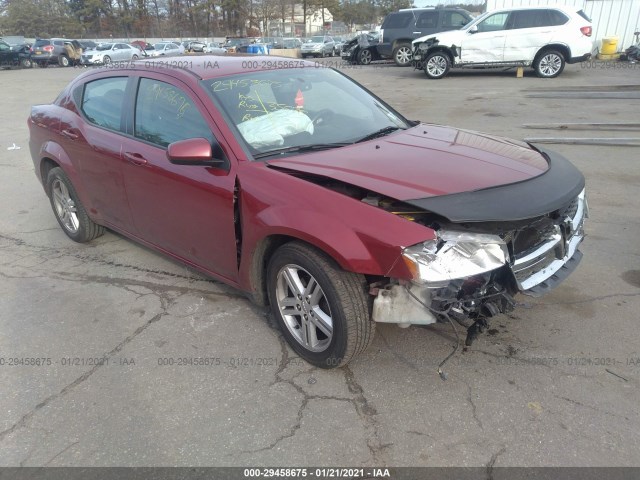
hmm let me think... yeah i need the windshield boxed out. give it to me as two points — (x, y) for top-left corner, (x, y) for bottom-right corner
(309, 36), (324, 43)
(153, 43), (166, 50)
(202, 68), (409, 159)
(96, 43), (113, 51)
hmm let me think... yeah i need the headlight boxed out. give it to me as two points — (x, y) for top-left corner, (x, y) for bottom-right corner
(402, 230), (508, 284)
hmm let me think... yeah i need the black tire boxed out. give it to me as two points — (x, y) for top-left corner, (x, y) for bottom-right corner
(267, 242), (374, 368)
(392, 43), (413, 67)
(424, 51), (451, 79)
(358, 48), (372, 65)
(21, 58), (32, 68)
(38, 61), (48, 68)
(103, 55), (111, 64)
(46, 167), (105, 243)
(132, 54), (139, 60)
(534, 49), (565, 78)
(58, 55), (70, 67)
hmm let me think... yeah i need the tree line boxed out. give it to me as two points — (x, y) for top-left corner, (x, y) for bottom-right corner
(0, 0), (483, 39)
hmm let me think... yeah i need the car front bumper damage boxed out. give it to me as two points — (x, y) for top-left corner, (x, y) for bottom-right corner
(372, 188), (587, 330)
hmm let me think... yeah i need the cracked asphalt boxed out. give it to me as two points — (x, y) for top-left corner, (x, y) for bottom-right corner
(1, 60), (639, 468)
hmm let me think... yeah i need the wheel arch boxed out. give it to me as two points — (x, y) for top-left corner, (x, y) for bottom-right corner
(534, 44), (570, 64)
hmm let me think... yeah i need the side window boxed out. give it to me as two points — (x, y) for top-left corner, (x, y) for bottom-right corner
(0, 42), (10, 52)
(547, 10), (569, 26)
(476, 12), (510, 32)
(441, 11), (470, 29)
(382, 13), (412, 29)
(509, 10), (551, 29)
(416, 11), (438, 29)
(81, 77), (128, 131)
(134, 78), (214, 148)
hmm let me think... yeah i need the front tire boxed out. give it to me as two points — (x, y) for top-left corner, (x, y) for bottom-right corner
(46, 167), (105, 243)
(21, 58), (32, 68)
(267, 242), (374, 368)
(392, 44), (412, 67)
(358, 48), (372, 65)
(534, 49), (565, 78)
(424, 51), (451, 79)
(103, 55), (112, 64)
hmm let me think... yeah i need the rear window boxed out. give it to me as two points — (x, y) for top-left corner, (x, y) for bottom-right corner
(382, 12), (412, 29)
(416, 11), (438, 29)
(576, 9), (591, 22)
(34, 40), (51, 47)
(547, 9), (569, 26)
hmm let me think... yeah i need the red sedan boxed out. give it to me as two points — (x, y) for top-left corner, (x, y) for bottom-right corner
(28, 57), (587, 368)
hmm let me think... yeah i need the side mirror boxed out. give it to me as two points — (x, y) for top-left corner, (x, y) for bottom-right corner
(167, 137), (227, 168)
(469, 25), (478, 34)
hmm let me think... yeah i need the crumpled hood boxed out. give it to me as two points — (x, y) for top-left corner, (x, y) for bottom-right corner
(267, 124), (549, 201)
(413, 30), (466, 46)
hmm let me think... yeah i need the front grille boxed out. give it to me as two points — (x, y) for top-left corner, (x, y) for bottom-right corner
(509, 189), (587, 291)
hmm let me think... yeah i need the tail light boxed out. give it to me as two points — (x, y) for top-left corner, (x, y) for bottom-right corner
(580, 26), (592, 37)
(30, 47), (34, 53)
(43, 45), (54, 52)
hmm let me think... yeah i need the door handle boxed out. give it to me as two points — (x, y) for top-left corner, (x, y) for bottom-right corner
(124, 152), (148, 166)
(61, 129), (79, 140)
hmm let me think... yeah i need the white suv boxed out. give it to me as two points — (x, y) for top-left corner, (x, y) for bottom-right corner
(412, 6), (593, 79)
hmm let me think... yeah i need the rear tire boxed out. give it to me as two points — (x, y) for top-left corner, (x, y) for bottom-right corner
(46, 167), (105, 243)
(392, 44), (413, 67)
(267, 242), (374, 368)
(534, 49), (565, 78)
(58, 55), (70, 67)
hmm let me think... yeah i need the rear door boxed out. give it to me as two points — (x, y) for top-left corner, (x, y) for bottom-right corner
(415, 11), (440, 38)
(60, 75), (136, 231)
(119, 75), (239, 281)
(503, 9), (561, 62)
(460, 11), (510, 63)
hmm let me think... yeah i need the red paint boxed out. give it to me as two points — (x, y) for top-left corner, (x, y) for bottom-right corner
(28, 57), (550, 298)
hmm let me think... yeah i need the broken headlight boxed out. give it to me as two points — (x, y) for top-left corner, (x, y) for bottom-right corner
(402, 230), (508, 285)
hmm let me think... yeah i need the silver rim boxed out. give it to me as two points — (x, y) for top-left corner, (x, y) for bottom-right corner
(395, 46), (412, 64)
(103, 56), (111, 64)
(360, 49), (372, 64)
(426, 55), (447, 77)
(539, 53), (562, 76)
(51, 179), (79, 233)
(276, 264), (333, 352)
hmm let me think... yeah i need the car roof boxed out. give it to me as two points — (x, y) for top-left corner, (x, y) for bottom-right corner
(73, 56), (320, 84)
(488, 5), (584, 14)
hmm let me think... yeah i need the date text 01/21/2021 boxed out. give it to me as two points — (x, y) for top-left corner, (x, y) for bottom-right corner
(243, 468), (391, 478)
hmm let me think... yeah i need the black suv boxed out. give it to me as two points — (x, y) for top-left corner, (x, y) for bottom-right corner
(379, 7), (473, 66)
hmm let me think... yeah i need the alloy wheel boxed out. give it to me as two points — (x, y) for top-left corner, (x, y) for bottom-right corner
(275, 264), (333, 352)
(51, 179), (79, 233)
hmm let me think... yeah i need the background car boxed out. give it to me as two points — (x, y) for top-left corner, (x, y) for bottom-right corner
(77, 40), (97, 51)
(281, 38), (302, 49)
(301, 35), (335, 58)
(224, 37), (251, 53)
(412, 5), (593, 78)
(30, 38), (75, 67)
(0, 40), (31, 68)
(80, 43), (141, 65)
(148, 42), (182, 57)
(341, 32), (381, 65)
(186, 41), (206, 52)
(203, 42), (227, 54)
(378, 7), (473, 66)
(170, 41), (186, 54)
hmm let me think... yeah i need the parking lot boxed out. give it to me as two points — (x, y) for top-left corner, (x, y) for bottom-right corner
(1, 59), (639, 468)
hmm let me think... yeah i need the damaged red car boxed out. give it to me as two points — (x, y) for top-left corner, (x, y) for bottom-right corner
(29, 57), (587, 368)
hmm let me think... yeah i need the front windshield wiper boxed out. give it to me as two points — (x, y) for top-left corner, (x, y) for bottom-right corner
(253, 143), (349, 160)
(354, 126), (403, 143)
